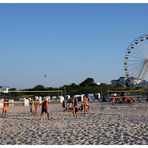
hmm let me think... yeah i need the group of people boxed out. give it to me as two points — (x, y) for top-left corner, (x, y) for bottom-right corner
(110, 95), (143, 106)
(63, 94), (90, 118)
(1, 94), (90, 119)
(2, 94), (147, 120)
(1, 97), (49, 120)
(29, 98), (49, 120)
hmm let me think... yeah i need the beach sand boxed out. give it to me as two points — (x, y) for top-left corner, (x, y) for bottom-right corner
(0, 101), (147, 145)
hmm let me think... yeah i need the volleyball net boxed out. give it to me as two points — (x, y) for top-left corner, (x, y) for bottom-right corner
(0, 90), (63, 107)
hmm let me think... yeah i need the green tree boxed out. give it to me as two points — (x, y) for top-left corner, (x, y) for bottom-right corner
(33, 85), (46, 91)
(79, 78), (95, 87)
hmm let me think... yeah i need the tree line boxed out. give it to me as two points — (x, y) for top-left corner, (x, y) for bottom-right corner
(5, 77), (146, 99)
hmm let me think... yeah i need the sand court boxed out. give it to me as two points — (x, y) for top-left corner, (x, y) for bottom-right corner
(0, 102), (147, 145)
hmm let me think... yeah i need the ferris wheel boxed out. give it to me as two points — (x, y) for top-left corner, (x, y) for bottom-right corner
(124, 34), (148, 83)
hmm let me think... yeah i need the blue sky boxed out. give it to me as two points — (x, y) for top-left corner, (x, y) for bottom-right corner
(0, 3), (148, 89)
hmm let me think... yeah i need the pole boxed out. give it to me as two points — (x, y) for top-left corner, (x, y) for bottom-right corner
(100, 85), (104, 110)
(64, 86), (67, 110)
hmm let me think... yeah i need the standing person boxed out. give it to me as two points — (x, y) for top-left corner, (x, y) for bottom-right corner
(1, 98), (9, 118)
(62, 100), (66, 111)
(72, 96), (79, 118)
(34, 99), (38, 116)
(41, 98), (49, 120)
(125, 95), (132, 107)
(31, 99), (35, 116)
(137, 97), (141, 103)
(83, 94), (89, 116)
(29, 98), (32, 114)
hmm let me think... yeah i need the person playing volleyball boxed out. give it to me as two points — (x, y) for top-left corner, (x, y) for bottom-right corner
(41, 97), (49, 120)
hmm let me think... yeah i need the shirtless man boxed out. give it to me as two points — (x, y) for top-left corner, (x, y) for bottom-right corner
(1, 98), (9, 118)
(83, 95), (89, 116)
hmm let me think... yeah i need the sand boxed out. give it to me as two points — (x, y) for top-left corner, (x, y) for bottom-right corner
(0, 101), (147, 145)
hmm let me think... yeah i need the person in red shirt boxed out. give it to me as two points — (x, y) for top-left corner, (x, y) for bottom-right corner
(41, 98), (49, 120)
(125, 96), (131, 104)
(125, 95), (132, 108)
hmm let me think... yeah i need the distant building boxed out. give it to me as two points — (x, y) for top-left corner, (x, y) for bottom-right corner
(111, 76), (148, 87)
(0, 86), (10, 94)
(111, 77), (127, 86)
(111, 79), (119, 85)
(136, 80), (148, 87)
(126, 77), (142, 86)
